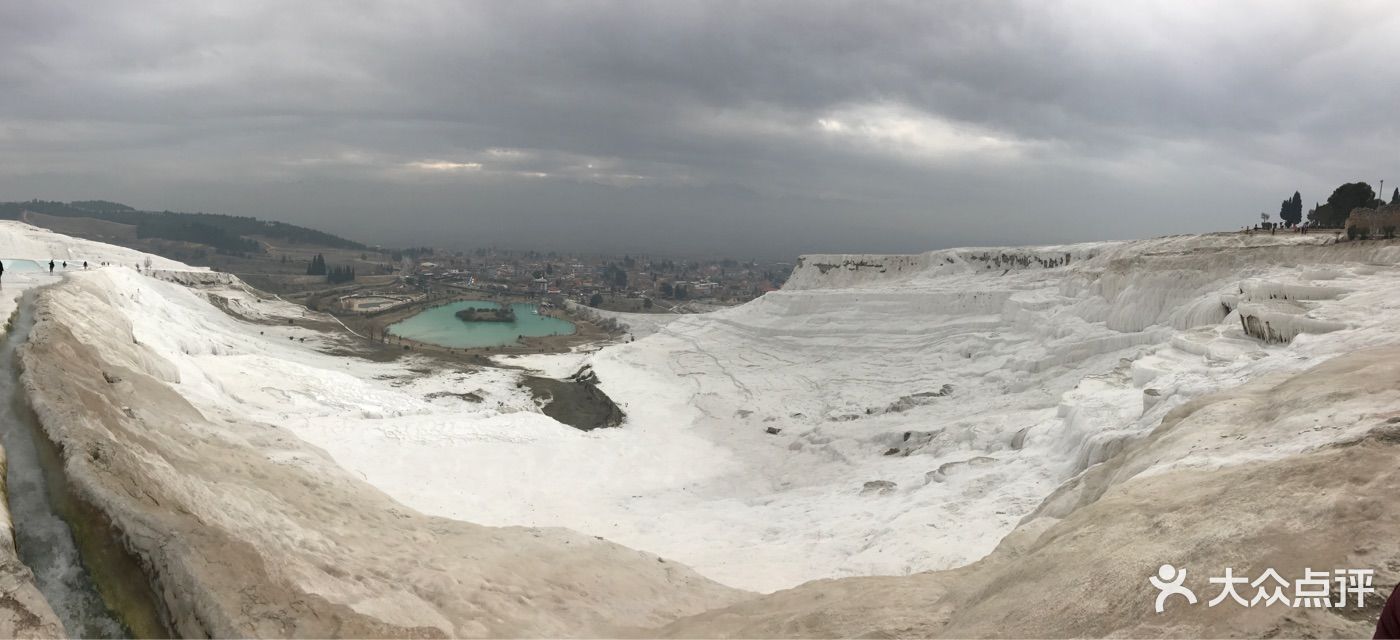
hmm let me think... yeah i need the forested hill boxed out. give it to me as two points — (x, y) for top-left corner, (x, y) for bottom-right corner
(0, 200), (367, 254)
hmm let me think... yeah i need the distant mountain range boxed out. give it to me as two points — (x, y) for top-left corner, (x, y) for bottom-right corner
(0, 199), (367, 255)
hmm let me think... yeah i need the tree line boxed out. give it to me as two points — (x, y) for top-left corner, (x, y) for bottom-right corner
(135, 218), (260, 255)
(306, 253), (356, 283)
(0, 200), (368, 252)
(1275, 182), (1399, 229)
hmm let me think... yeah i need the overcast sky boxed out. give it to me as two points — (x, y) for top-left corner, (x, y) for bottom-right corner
(1, 1), (1397, 257)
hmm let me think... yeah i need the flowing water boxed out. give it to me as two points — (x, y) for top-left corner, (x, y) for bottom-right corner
(0, 294), (128, 637)
(388, 300), (576, 348)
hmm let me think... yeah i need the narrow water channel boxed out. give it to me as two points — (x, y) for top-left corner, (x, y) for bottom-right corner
(0, 293), (129, 638)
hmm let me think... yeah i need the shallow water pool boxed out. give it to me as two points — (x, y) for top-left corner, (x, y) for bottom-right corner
(388, 300), (576, 348)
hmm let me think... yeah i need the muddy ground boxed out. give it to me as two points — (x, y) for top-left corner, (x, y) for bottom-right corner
(521, 366), (625, 431)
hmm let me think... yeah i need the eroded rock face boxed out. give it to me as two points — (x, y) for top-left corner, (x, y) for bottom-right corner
(1345, 203), (1400, 236)
(19, 279), (743, 637)
(652, 348), (1400, 638)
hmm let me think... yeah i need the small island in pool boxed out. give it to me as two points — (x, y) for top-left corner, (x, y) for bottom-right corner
(456, 306), (516, 322)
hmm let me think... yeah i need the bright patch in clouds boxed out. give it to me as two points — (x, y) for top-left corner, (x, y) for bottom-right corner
(485, 148), (533, 160)
(407, 160), (484, 172)
(815, 103), (1035, 162)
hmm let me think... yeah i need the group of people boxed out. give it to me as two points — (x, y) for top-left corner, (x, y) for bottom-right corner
(1242, 222), (1312, 235)
(44, 259), (88, 273)
(0, 259), (91, 281)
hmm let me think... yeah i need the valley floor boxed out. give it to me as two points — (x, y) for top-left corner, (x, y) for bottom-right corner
(1, 221), (1398, 636)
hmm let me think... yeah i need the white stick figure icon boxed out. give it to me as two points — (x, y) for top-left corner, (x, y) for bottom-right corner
(1150, 564), (1198, 613)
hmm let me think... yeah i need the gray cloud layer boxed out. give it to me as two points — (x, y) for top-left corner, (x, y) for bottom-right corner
(1, 1), (1397, 257)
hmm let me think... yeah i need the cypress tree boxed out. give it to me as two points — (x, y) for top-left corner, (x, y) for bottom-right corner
(1279, 191), (1303, 226)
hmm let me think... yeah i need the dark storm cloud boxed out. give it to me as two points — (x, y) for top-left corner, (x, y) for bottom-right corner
(1, 1), (1397, 256)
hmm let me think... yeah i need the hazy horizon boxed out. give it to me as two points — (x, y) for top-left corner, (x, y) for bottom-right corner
(2, 1), (1397, 257)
